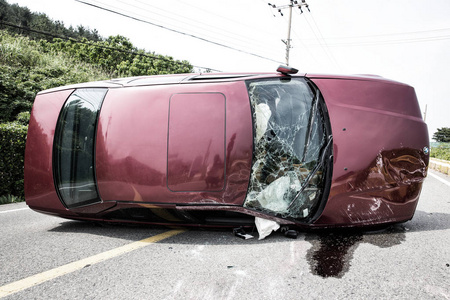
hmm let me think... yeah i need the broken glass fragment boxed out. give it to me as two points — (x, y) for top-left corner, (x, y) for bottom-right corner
(244, 78), (332, 220)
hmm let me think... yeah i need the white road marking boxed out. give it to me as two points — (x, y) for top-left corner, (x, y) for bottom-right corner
(428, 171), (450, 188)
(0, 207), (29, 214)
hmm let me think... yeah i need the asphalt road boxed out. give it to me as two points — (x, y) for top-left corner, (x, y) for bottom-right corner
(1, 170), (449, 300)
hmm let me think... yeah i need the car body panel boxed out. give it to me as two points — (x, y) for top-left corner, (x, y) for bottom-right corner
(95, 81), (253, 206)
(309, 77), (428, 226)
(24, 89), (73, 214)
(24, 72), (429, 228)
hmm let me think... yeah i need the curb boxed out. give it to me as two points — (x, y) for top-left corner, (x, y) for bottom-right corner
(429, 158), (450, 176)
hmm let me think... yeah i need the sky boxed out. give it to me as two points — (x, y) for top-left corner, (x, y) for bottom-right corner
(8, 0), (450, 140)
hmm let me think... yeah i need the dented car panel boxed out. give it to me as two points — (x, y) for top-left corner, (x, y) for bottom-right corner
(309, 75), (428, 226)
(24, 71), (429, 228)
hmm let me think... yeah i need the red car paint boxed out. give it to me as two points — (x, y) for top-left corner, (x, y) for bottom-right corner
(24, 71), (429, 228)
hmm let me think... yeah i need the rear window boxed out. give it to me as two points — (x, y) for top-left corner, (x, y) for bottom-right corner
(53, 88), (107, 208)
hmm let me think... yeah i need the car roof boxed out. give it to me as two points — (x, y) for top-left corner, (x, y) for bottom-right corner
(37, 70), (406, 95)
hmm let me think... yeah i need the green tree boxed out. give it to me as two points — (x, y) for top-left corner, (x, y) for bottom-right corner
(433, 127), (450, 142)
(45, 34), (192, 77)
(0, 30), (110, 122)
(0, 0), (103, 42)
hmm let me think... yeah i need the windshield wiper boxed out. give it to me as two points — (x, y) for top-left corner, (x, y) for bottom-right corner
(288, 135), (333, 210)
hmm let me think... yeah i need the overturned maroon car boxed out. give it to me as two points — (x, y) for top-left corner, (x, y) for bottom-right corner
(24, 66), (429, 230)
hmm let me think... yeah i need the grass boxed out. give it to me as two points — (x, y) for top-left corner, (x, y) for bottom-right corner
(0, 30), (110, 91)
(430, 143), (450, 161)
(0, 194), (24, 205)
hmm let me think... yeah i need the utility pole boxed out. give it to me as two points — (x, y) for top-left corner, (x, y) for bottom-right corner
(268, 0), (310, 66)
(423, 104), (428, 122)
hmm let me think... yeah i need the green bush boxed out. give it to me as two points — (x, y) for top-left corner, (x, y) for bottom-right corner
(0, 27), (194, 200)
(0, 30), (111, 122)
(0, 30), (193, 123)
(0, 194), (24, 204)
(430, 143), (450, 161)
(16, 111), (30, 125)
(41, 35), (193, 77)
(0, 122), (28, 197)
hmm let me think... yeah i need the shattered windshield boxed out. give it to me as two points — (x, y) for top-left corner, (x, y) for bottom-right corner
(244, 77), (332, 220)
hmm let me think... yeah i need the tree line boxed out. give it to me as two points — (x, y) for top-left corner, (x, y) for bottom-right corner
(0, 0), (193, 123)
(0, 0), (193, 200)
(0, 0), (102, 41)
(433, 127), (450, 143)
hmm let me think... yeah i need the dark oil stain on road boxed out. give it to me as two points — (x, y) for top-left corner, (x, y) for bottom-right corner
(305, 225), (406, 278)
(305, 231), (363, 278)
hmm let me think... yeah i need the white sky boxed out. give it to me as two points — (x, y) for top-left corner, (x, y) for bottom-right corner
(8, 0), (450, 140)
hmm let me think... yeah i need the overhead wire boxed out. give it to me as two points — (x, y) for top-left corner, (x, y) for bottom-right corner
(266, 2), (331, 70)
(306, 33), (450, 47)
(297, 24), (450, 46)
(180, 0), (280, 36)
(126, 0), (281, 57)
(289, 28), (322, 69)
(322, 27), (450, 40)
(280, 14), (323, 68)
(75, 0), (284, 64)
(302, 12), (342, 71)
(107, 0), (285, 60)
(260, 0), (319, 68)
(308, 13), (342, 71)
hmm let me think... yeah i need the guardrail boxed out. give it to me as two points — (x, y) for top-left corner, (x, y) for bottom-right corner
(429, 158), (450, 176)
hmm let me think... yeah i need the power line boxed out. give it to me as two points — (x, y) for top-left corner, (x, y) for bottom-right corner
(307, 34), (450, 47)
(299, 26), (450, 46)
(319, 27), (450, 41)
(182, 0), (280, 37)
(301, 11), (341, 71)
(287, 19), (324, 70)
(116, 0), (280, 57)
(75, 0), (283, 64)
(268, 0), (311, 66)
(0, 21), (219, 72)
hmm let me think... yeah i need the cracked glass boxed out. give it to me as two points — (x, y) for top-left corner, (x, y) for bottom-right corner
(244, 77), (332, 220)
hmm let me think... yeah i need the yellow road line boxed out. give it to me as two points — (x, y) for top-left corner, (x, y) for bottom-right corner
(0, 229), (186, 298)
